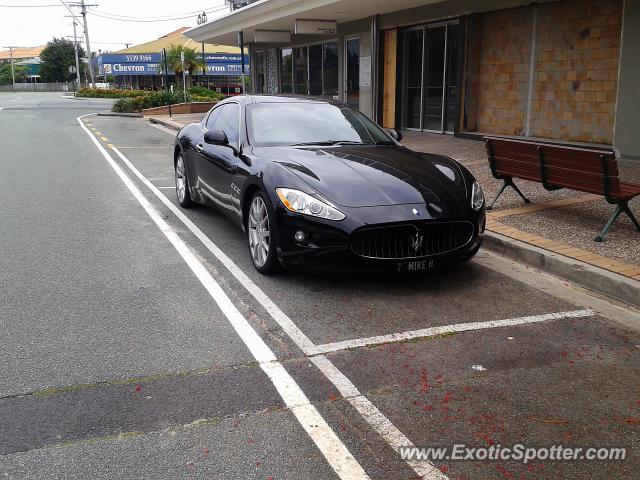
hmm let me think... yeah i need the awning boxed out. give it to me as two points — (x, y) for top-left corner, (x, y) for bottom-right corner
(185, 0), (443, 45)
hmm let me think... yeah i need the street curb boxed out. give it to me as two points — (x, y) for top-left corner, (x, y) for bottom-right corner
(148, 116), (181, 131)
(483, 231), (640, 309)
(98, 112), (143, 118)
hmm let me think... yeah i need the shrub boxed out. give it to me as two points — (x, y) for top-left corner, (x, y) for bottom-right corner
(77, 87), (147, 99)
(138, 90), (189, 109)
(112, 96), (145, 113)
(188, 86), (225, 100)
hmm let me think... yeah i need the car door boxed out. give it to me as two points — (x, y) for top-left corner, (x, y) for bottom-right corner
(193, 103), (241, 214)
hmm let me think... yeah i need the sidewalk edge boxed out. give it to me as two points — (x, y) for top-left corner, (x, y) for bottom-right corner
(147, 116), (181, 131)
(483, 231), (640, 309)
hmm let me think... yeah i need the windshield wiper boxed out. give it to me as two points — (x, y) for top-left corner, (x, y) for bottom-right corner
(291, 140), (367, 146)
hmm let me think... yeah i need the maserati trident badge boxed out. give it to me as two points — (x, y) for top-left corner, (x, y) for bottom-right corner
(410, 229), (424, 254)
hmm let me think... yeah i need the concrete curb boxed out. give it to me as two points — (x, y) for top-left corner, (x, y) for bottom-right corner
(147, 116), (182, 131)
(483, 231), (640, 309)
(98, 112), (143, 118)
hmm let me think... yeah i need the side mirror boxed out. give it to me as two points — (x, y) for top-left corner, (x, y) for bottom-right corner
(204, 129), (228, 145)
(386, 128), (403, 142)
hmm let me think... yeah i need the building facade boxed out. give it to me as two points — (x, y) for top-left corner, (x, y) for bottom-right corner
(96, 28), (249, 94)
(186, 0), (640, 160)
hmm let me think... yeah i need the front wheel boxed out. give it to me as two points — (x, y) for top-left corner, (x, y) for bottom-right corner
(175, 153), (194, 208)
(247, 192), (280, 274)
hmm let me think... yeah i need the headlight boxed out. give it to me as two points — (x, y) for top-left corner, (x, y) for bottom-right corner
(276, 188), (345, 221)
(471, 181), (484, 211)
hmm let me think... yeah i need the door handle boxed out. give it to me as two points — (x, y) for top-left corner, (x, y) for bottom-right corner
(195, 144), (204, 153)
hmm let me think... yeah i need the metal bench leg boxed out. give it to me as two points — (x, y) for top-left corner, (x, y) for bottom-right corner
(623, 204), (640, 232)
(509, 180), (531, 205)
(595, 203), (624, 242)
(486, 179), (531, 211)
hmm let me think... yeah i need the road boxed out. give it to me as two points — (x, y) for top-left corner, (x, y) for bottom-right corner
(0, 92), (639, 480)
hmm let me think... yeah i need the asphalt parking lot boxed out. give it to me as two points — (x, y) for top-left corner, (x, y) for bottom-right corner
(1, 93), (639, 479)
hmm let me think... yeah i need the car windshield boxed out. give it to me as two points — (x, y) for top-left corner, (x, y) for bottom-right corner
(245, 102), (394, 147)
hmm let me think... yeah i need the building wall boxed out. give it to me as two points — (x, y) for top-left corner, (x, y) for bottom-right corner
(530, 0), (622, 144)
(464, 0), (622, 145)
(615, 0), (640, 159)
(471, 7), (533, 136)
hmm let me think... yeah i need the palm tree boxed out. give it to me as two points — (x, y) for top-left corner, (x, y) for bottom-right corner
(166, 44), (206, 89)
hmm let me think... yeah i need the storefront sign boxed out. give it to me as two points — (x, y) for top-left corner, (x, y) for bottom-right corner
(295, 19), (337, 35)
(360, 56), (371, 87)
(98, 53), (250, 76)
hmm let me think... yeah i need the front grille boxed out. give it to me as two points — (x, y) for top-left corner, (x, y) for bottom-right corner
(350, 221), (474, 259)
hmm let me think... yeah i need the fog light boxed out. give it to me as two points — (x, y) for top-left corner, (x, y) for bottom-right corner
(294, 230), (307, 243)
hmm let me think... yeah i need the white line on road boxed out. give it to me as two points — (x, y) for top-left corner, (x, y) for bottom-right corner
(306, 309), (595, 355)
(106, 130), (448, 479)
(109, 145), (317, 352)
(312, 355), (448, 479)
(77, 114), (370, 480)
(9, 96), (21, 102)
(156, 186), (175, 189)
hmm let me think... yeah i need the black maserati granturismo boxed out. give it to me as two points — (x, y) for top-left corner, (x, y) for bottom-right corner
(173, 95), (485, 274)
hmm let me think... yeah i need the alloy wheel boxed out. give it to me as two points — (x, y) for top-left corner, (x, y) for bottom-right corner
(248, 196), (270, 268)
(175, 155), (187, 203)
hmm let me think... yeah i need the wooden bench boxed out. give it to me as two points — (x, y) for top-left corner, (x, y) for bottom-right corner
(484, 136), (640, 242)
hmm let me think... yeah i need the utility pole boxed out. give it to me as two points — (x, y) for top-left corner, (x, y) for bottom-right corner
(72, 21), (82, 88)
(80, 0), (95, 87)
(9, 46), (15, 91)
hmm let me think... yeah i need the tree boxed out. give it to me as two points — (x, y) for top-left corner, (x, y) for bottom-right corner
(0, 64), (28, 84)
(166, 44), (206, 87)
(39, 38), (85, 82)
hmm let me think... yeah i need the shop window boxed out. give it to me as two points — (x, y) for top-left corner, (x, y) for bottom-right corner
(280, 48), (292, 94)
(282, 42), (339, 97)
(255, 51), (266, 94)
(323, 42), (339, 98)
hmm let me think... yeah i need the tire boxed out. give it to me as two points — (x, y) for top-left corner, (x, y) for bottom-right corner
(246, 191), (280, 274)
(175, 153), (194, 208)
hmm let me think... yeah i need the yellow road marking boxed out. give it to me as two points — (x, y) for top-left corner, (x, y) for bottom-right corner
(100, 136), (109, 142)
(108, 143), (114, 149)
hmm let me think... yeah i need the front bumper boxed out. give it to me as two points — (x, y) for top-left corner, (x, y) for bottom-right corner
(273, 202), (486, 273)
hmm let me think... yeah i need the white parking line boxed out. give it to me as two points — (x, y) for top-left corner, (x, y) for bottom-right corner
(306, 309), (595, 355)
(104, 128), (448, 479)
(77, 114), (370, 480)
(312, 355), (448, 480)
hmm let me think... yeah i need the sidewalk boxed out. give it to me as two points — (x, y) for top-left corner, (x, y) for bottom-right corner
(147, 113), (639, 305)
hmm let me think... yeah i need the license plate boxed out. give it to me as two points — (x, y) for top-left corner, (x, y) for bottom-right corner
(396, 258), (436, 273)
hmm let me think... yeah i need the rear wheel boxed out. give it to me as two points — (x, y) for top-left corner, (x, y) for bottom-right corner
(175, 153), (194, 208)
(247, 192), (279, 274)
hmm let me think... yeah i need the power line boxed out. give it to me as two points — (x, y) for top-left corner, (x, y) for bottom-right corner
(88, 5), (227, 23)
(0, 3), (60, 6)
(93, 4), (225, 20)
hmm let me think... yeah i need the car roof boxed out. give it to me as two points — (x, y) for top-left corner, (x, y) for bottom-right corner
(223, 94), (346, 107)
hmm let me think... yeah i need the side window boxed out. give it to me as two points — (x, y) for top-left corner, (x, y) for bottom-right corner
(216, 103), (240, 146)
(205, 107), (222, 130)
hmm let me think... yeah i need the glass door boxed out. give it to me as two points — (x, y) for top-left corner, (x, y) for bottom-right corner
(423, 26), (446, 131)
(402, 22), (459, 133)
(444, 24), (459, 133)
(344, 37), (360, 109)
(404, 29), (423, 129)
(308, 44), (323, 95)
(293, 46), (308, 95)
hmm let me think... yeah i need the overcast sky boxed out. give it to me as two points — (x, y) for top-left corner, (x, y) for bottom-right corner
(0, 1), (230, 53)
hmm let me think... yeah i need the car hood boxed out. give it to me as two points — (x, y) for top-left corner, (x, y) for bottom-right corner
(253, 145), (468, 207)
